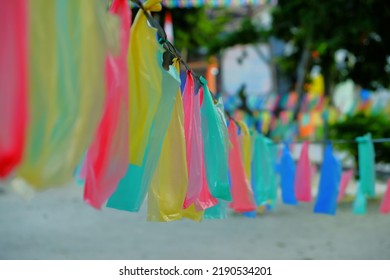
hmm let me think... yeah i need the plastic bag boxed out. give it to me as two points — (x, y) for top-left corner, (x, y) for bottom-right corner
(128, 0), (164, 166)
(251, 133), (276, 207)
(194, 161), (218, 211)
(17, 0), (107, 189)
(267, 139), (278, 209)
(314, 144), (341, 215)
(337, 169), (354, 202)
(280, 143), (297, 205)
(379, 179), (390, 214)
(228, 121), (256, 213)
(200, 78), (231, 201)
(356, 134), (376, 197)
(83, 0), (130, 209)
(107, 59), (180, 212)
(182, 72), (202, 208)
(147, 91), (189, 222)
(294, 141), (312, 202)
(238, 121), (251, 181)
(204, 200), (228, 220)
(0, 0), (28, 178)
(182, 204), (204, 222)
(352, 181), (366, 215)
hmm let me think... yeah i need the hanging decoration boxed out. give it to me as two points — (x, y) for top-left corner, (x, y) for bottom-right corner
(294, 141), (312, 202)
(337, 169), (354, 203)
(182, 72), (203, 209)
(314, 144), (342, 215)
(200, 78), (232, 201)
(1, 0), (389, 223)
(0, 0), (28, 179)
(352, 181), (367, 215)
(379, 179), (390, 214)
(279, 143), (297, 205)
(83, 0), (131, 209)
(356, 134), (376, 198)
(228, 121), (256, 213)
(17, 0), (108, 189)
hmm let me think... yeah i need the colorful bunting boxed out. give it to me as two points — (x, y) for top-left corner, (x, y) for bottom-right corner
(228, 121), (256, 213)
(128, 0), (165, 166)
(294, 142), (312, 202)
(356, 134), (376, 198)
(147, 84), (195, 222)
(1, 0), (389, 223)
(280, 143), (297, 205)
(17, 0), (108, 189)
(107, 59), (180, 211)
(314, 144), (341, 215)
(161, 0), (274, 8)
(352, 181), (367, 215)
(200, 78), (231, 201)
(379, 179), (390, 214)
(0, 0), (28, 178)
(337, 169), (354, 203)
(83, 0), (131, 209)
(251, 134), (275, 207)
(183, 72), (202, 208)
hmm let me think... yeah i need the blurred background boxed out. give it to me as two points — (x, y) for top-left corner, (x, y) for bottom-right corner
(1, 0), (390, 260)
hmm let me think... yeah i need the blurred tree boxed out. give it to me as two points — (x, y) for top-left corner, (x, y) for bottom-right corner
(329, 113), (390, 164)
(272, 0), (390, 101)
(162, 7), (231, 61)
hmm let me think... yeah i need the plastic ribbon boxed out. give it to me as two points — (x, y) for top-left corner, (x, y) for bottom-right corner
(251, 133), (272, 206)
(314, 143), (341, 215)
(194, 87), (218, 211)
(379, 179), (390, 214)
(356, 134), (376, 197)
(17, 0), (107, 189)
(228, 121), (256, 213)
(182, 72), (202, 208)
(294, 141), (312, 202)
(238, 121), (252, 181)
(204, 200), (228, 220)
(0, 0), (28, 178)
(147, 89), (191, 222)
(337, 169), (354, 203)
(107, 46), (180, 212)
(83, 0), (131, 209)
(352, 181), (367, 215)
(128, 0), (164, 166)
(280, 143), (297, 205)
(200, 78), (231, 201)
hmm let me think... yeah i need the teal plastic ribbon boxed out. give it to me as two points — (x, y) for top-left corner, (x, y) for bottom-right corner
(356, 133), (376, 198)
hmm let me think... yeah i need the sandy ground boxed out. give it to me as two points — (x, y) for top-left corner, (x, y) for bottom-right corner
(1, 182), (389, 260)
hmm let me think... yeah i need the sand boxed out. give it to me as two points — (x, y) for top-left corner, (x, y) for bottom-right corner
(0, 182), (389, 260)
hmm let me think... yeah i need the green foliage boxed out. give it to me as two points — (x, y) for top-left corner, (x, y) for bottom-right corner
(208, 17), (268, 55)
(167, 7), (231, 55)
(271, 0), (390, 90)
(328, 113), (390, 163)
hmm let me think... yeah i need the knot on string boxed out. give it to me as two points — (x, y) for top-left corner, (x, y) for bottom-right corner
(199, 76), (208, 86)
(158, 37), (167, 44)
(143, 0), (162, 12)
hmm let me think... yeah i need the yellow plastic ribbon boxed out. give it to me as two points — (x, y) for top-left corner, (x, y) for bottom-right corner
(128, 0), (164, 165)
(18, 0), (107, 189)
(238, 121), (251, 182)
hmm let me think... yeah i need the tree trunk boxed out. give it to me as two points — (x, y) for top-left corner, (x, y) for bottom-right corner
(293, 40), (312, 120)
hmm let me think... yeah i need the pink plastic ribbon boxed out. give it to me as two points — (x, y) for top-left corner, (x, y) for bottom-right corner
(83, 0), (131, 209)
(0, 0), (28, 178)
(183, 72), (203, 208)
(294, 141), (312, 202)
(228, 121), (256, 212)
(380, 179), (390, 214)
(337, 169), (354, 202)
